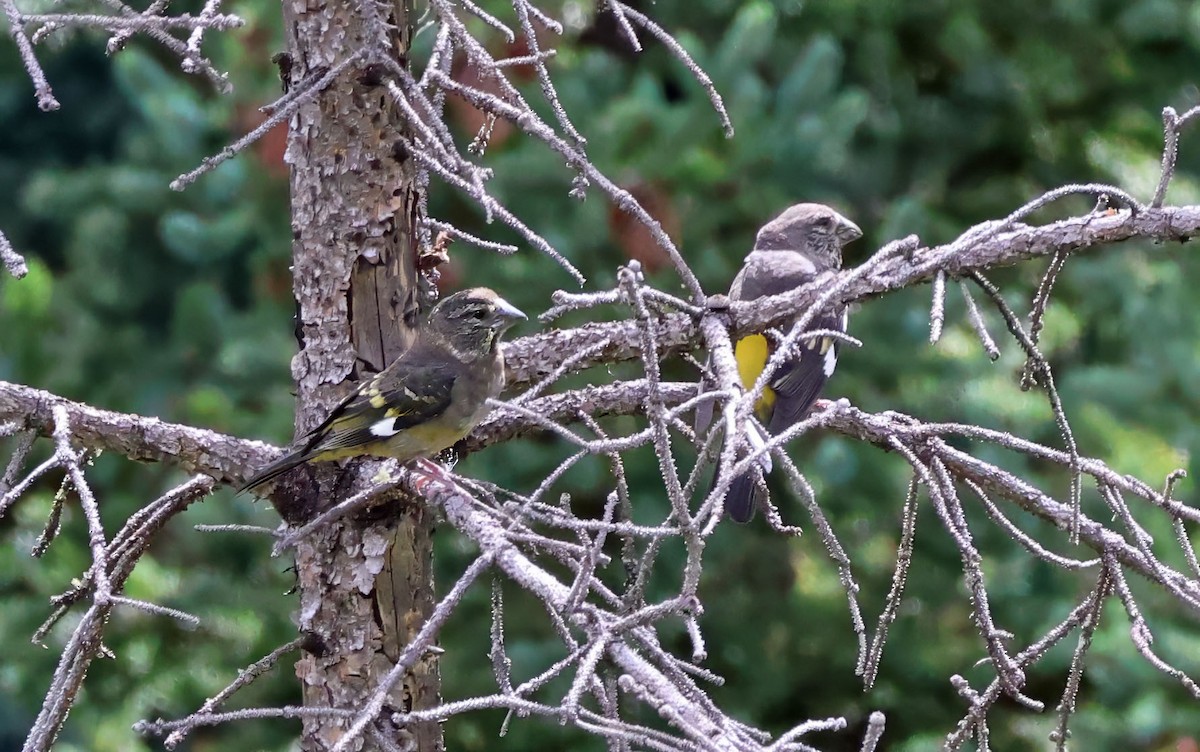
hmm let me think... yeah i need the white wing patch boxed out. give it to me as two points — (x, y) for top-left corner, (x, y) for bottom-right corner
(747, 422), (774, 473)
(823, 344), (838, 377)
(369, 417), (399, 437)
(821, 309), (849, 377)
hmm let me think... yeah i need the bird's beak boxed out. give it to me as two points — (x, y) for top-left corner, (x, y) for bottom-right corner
(835, 216), (863, 244)
(492, 297), (527, 324)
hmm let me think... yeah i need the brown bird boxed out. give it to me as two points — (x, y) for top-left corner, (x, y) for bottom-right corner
(239, 287), (526, 493)
(699, 203), (862, 522)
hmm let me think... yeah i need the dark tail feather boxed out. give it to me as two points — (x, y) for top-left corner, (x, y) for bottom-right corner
(724, 470), (765, 523)
(237, 451), (307, 494)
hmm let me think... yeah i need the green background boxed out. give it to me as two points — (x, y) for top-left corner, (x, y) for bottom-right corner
(3, 0), (1200, 749)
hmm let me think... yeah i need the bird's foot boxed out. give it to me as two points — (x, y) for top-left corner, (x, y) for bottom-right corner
(411, 458), (456, 495)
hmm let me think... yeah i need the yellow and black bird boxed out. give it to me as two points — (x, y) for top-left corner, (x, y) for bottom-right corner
(238, 287), (526, 493)
(704, 203), (862, 522)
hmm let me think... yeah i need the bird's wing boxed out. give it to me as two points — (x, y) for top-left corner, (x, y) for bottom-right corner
(729, 250), (817, 420)
(302, 346), (459, 455)
(765, 308), (847, 435)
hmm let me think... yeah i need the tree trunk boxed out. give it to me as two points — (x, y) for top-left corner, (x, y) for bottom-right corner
(279, 0), (441, 748)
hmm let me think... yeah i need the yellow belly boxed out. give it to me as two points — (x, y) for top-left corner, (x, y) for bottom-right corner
(379, 420), (468, 462)
(735, 334), (775, 420)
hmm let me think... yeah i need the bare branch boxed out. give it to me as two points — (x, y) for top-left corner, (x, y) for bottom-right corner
(1, 0), (59, 110)
(0, 230), (28, 278)
(1152, 105), (1200, 207)
(858, 712), (886, 752)
(863, 479), (919, 689)
(21, 475), (215, 751)
(928, 269), (946, 342)
(1051, 566), (1110, 751)
(171, 51), (366, 191)
(611, 2), (732, 138)
(0, 380), (274, 485)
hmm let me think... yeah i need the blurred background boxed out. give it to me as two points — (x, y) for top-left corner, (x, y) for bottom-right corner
(3, 0), (1200, 749)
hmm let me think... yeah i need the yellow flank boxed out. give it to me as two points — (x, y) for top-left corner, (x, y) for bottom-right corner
(311, 420), (467, 464)
(402, 420), (468, 449)
(734, 334), (775, 418)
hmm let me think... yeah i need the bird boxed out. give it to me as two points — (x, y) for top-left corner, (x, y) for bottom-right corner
(699, 203), (862, 522)
(238, 287), (526, 494)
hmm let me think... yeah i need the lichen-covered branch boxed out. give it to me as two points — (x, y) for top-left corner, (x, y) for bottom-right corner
(0, 380), (275, 486)
(0, 229), (28, 278)
(2, 0), (239, 108)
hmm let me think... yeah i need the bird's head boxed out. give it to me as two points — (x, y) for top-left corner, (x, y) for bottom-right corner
(426, 287), (527, 358)
(753, 203), (862, 269)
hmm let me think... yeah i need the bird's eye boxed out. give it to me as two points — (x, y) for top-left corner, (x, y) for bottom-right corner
(472, 308), (488, 320)
(814, 216), (834, 231)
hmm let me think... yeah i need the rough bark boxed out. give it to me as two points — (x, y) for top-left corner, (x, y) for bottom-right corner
(280, 0), (440, 747)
